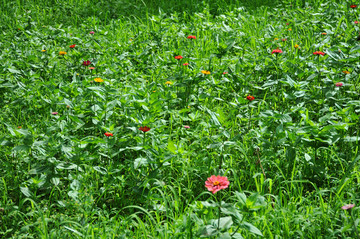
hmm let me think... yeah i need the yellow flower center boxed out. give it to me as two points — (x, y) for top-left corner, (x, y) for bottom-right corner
(294, 44), (299, 48)
(274, 38), (279, 40)
(201, 70), (211, 75)
(213, 181), (220, 186)
(165, 81), (172, 85)
(94, 78), (104, 82)
(59, 51), (67, 55)
(41, 50), (46, 52)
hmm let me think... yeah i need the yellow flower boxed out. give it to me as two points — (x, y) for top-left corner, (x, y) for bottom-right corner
(41, 49), (46, 52)
(59, 51), (67, 55)
(288, 28), (292, 31)
(201, 70), (211, 75)
(294, 44), (299, 49)
(94, 77), (104, 82)
(342, 70), (350, 74)
(274, 38), (279, 40)
(165, 81), (172, 85)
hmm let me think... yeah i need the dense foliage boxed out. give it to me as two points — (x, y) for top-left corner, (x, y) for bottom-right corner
(0, 0), (359, 238)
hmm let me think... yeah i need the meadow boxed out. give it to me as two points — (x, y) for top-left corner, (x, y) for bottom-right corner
(0, 0), (359, 238)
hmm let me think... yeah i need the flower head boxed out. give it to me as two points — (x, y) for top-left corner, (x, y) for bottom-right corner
(165, 81), (172, 85)
(187, 35), (196, 39)
(175, 55), (183, 60)
(350, 5), (357, 9)
(335, 82), (343, 87)
(69, 44), (76, 48)
(184, 125), (190, 129)
(274, 38), (279, 40)
(223, 72), (228, 75)
(51, 112), (58, 115)
(89, 31), (95, 34)
(205, 175), (230, 194)
(59, 51), (67, 55)
(139, 126), (151, 132)
(83, 60), (91, 66)
(183, 63), (189, 66)
(294, 44), (299, 49)
(104, 132), (113, 137)
(281, 38), (287, 42)
(201, 70), (211, 75)
(355, 21), (359, 24)
(18, 126), (22, 129)
(246, 95), (255, 101)
(272, 49), (283, 54)
(41, 49), (46, 52)
(313, 51), (326, 56)
(89, 67), (95, 70)
(286, 23), (289, 25)
(288, 28), (292, 31)
(342, 204), (355, 210)
(321, 32), (327, 35)
(342, 70), (350, 74)
(94, 77), (104, 83)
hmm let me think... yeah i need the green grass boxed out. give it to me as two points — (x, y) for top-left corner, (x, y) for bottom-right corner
(0, 0), (360, 238)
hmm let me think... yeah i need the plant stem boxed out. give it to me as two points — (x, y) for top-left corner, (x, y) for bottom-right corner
(350, 213), (360, 239)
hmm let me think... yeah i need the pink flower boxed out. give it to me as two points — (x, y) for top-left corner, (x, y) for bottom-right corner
(183, 63), (189, 66)
(335, 82), (343, 87)
(51, 112), (58, 115)
(286, 23), (289, 25)
(89, 31), (95, 34)
(272, 49), (283, 54)
(205, 175), (230, 194)
(281, 38), (287, 42)
(355, 21), (359, 24)
(342, 204), (355, 210)
(184, 125), (190, 129)
(223, 72), (228, 74)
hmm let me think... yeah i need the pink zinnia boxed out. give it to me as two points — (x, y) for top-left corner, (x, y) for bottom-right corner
(205, 175), (230, 194)
(89, 31), (95, 34)
(355, 21), (359, 24)
(183, 63), (189, 66)
(187, 35), (196, 39)
(51, 112), (58, 115)
(335, 82), (343, 87)
(281, 38), (287, 42)
(175, 55), (183, 60)
(271, 49), (283, 54)
(184, 125), (190, 129)
(341, 204), (355, 210)
(286, 23), (289, 25)
(83, 60), (91, 66)
(223, 72), (228, 74)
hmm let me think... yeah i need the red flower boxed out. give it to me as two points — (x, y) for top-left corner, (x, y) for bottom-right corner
(139, 126), (151, 132)
(175, 55), (183, 60)
(286, 23), (289, 25)
(223, 72), (228, 74)
(205, 175), (230, 194)
(350, 5), (357, 8)
(69, 44), (76, 48)
(355, 21), (360, 24)
(313, 51), (326, 56)
(82, 60), (91, 66)
(183, 63), (189, 66)
(335, 82), (343, 87)
(187, 35), (196, 39)
(271, 49), (283, 54)
(246, 95), (255, 101)
(104, 132), (113, 137)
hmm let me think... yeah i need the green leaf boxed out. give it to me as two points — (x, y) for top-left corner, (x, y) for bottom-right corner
(241, 222), (263, 237)
(134, 158), (148, 169)
(198, 225), (218, 237)
(167, 140), (176, 154)
(20, 187), (32, 197)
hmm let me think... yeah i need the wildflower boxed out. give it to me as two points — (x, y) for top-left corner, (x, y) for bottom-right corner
(175, 55), (183, 60)
(69, 44), (76, 48)
(342, 204), (355, 210)
(187, 35), (196, 39)
(94, 77), (104, 83)
(342, 70), (350, 74)
(183, 63), (189, 66)
(89, 31), (95, 34)
(350, 5), (357, 9)
(51, 112), (58, 115)
(18, 126), (22, 129)
(313, 51), (326, 56)
(335, 82), (343, 87)
(104, 132), (113, 137)
(321, 32), (327, 35)
(294, 44), (299, 49)
(223, 72), (228, 75)
(41, 50), (46, 52)
(59, 51), (67, 55)
(246, 95), (255, 101)
(272, 49), (283, 54)
(281, 38), (287, 42)
(205, 175), (230, 194)
(82, 60), (91, 66)
(165, 81), (172, 85)
(66, 105), (70, 109)
(89, 67), (95, 70)
(286, 23), (289, 25)
(355, 21), (359, 24)
(184, 125), (190, 129)
(274, 38), (279, 40)
(288, 28), (292, 31)
(139, 126), (151, 132)
(201, 70), (211, 75)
